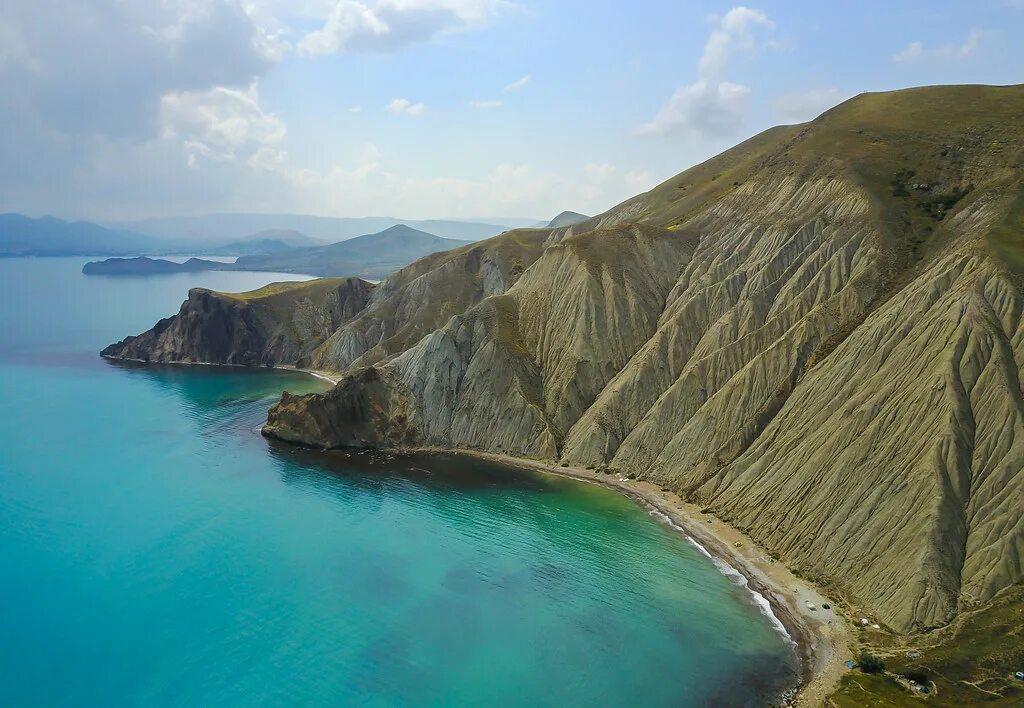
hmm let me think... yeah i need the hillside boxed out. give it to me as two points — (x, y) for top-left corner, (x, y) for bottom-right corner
(260, 85), (1024, 631)
(107, 84), (1024, 698)
(214, 229), (325, 256)
(233, 225), (469, 279)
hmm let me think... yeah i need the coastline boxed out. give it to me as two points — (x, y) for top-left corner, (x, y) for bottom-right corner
(271, 363), (340, 384)
(100, 355), (341, 385)
(417, 448), (853, 707)
(101, 355), (851, 703)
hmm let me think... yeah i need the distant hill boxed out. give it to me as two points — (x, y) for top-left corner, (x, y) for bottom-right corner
(211, 229), (325, 256)
(111, 213), (518, 243)
(84, 224), (467, 279)
(234, 224), (466, 279)
(546, 211), (590, 228)
(82, 257), (224, 275)
(0, 213), (163, 256)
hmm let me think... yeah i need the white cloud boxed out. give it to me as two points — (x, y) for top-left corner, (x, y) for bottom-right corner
(349, 105), (363, 113)
(634, 80), (750, 138)
(243, 144), (656, 220)
(0, 1), (271, 141)
(470, 100), (503, 109)
(387, 98), (426, 115)
(161, 82), (286, 166)
(698, 6), (774, 79)
(635, 6), (774, 139)
(773, 87), (850, 123)
(893, 29), (984, 62)
(893, 41), (924, 62)
(298, 0), (507, 55)
(504, 74), (530, 91)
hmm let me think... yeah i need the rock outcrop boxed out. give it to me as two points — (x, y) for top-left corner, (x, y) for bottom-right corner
(103, 278), (373, 367)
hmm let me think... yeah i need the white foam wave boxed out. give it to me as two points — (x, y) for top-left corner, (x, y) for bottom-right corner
(648, 508), (795, 646)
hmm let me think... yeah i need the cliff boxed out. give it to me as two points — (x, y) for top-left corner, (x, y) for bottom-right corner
(102, 278), (373, 367)
(260, 85), (1024, 635)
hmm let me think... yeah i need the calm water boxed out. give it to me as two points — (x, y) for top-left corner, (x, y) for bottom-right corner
(0, 258), (797, 706)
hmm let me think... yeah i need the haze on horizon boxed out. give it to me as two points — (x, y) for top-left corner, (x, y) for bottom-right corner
(1, 0), (1022, 223)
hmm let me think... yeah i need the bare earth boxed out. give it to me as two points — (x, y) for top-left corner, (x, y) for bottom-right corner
(424, 449), (855, 707)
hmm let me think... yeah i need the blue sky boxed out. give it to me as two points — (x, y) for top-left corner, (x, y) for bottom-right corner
(1, 1), (1022, 221)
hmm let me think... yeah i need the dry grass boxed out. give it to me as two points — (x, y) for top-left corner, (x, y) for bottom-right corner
(829, 586), (1024, 706)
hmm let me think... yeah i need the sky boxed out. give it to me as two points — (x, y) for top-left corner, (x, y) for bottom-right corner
(1, 1), (1023, 222)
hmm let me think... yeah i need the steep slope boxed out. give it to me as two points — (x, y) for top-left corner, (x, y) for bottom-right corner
(308, 227), (548, 371)
(233, 225), (467, 279)
(260, 84), (1024, 634)
(103, 278), (373, 367)
(267, 223), (696, 456)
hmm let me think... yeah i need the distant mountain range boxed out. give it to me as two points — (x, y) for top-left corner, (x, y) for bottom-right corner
(107, 213), (535, 244)
(1, 212), (547, 259)
(232, 224), (467, 278)
(83, 225), (472, 279)
(0, 213), (163, 256)
(216, 229), (326, 256)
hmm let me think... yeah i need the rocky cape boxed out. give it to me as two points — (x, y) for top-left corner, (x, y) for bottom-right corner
(103, 278), (374, 367)
(105, 85), (1024, 698)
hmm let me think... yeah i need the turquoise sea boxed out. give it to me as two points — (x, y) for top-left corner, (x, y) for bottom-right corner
(0, 258), (797, 706)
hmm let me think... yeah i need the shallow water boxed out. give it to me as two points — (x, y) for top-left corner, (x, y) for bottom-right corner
(0, 258), (797, 706)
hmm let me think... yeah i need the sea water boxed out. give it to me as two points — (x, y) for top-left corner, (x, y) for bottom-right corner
(0, 258), (797, 706)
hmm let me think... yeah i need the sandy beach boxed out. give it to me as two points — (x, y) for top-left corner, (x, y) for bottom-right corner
(101, 356), (343, 386)
(425, 449), (855, 707)
(273, 364), (341, 385)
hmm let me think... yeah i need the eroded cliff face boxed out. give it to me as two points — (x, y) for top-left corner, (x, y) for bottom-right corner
(307, 227), (549, 372)
(102, 278), (374, 367)
(260, 85), (1024, 633)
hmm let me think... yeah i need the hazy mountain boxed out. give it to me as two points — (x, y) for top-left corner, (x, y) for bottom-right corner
(111, 213), (519, 243)
(210, 229), (326, 256)
(0, 213), (163, 256)
(84, 225), (466, 279)
(232, 224), (467, 279)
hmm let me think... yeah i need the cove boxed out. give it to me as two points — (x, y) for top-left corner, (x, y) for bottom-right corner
(0, 258), (797, 706)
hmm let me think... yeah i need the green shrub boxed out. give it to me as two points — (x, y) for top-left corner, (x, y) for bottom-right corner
(920, 184), (972, 220)
(859, 651), (885, 674)
(890, 168), (915, 197)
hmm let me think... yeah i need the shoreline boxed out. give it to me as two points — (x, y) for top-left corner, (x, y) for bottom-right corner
(100, 355), (341, 385)
(101, 355), (851, 703)
(416, 448), (853, 707)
